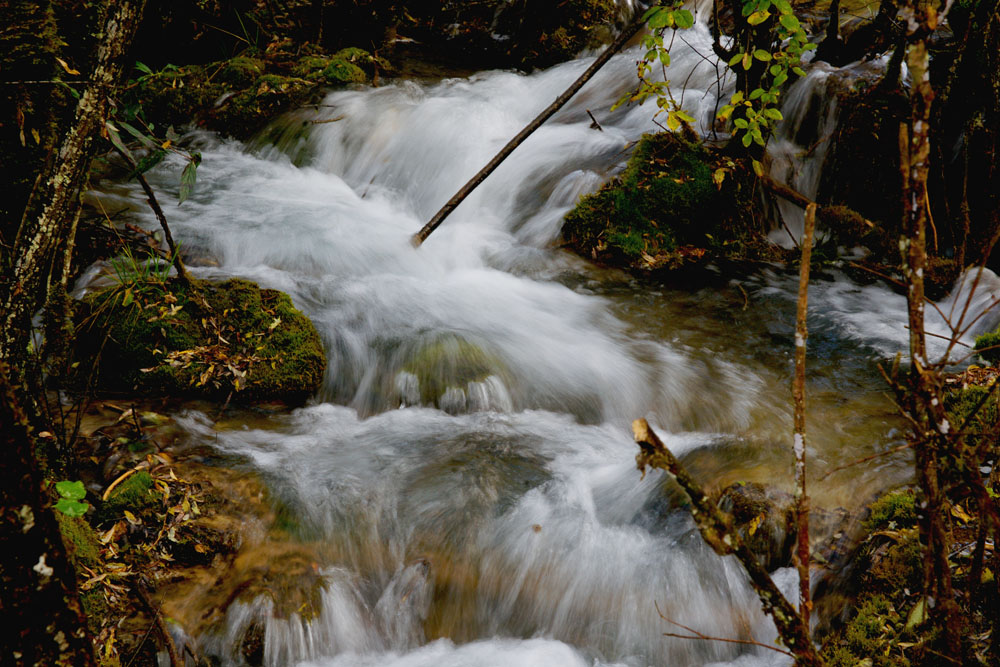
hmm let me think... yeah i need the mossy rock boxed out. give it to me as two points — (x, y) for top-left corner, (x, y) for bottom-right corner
(216, 56), (266, 88)
(134, 65), (225, 132)
(562, 132), (770, 271)
(398, 335), (504, 409)
(77, 277), (326, 403)
(974, 330), (1000, 365)
(96, 471), (157, 525)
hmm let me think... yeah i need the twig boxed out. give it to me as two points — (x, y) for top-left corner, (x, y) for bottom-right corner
(819, 442), (913, 480)
(654, 604), (795, 658)
(586, 109), (604, 131)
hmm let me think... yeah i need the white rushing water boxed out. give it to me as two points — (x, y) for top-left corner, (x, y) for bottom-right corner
(88, 12), (1000, 666)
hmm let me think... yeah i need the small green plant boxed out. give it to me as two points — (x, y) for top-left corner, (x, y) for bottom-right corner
(54, 480), (89, 517)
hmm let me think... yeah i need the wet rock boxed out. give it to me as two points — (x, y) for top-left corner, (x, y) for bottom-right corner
(716, 481), (796, 572)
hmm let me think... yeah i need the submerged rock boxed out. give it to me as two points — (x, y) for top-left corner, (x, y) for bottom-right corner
(76, 277), (326, 403)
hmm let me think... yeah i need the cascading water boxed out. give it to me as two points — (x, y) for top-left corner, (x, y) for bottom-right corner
(85, 11), (999, 666)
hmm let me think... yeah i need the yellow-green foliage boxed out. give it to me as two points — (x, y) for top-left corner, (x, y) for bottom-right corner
(96, 471), (156, 525)
(79, 278), (326, 403)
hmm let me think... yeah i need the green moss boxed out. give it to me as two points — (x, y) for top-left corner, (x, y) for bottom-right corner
(974, 330), (1000, 365)
(135, 65), (224, 131)
(56, 511), (101, 568)
(863, 489), (917, 533)
(562, 132), (767, 271)
(944, 384), (999, 451)
(321, 59), (367, 84)
(868, 531), (923, 593)
(78, 277), (326, 403)
(97, 471), (156, 524)
(402, 335), (501, 406)
(216, 56), (266, 88)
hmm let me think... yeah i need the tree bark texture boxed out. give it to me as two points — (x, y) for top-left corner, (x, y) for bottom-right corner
(792, 203), (815, 627)
(633, 419), (822, 666)
(0, 361), (94, 666)
(899, 2), (961, 660)
(0, 0), (147, 379)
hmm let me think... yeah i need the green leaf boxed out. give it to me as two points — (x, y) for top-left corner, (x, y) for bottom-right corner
(906, 598), (927, 630)
(128, 149), (166, 178)
(728, 52), (744, 67)
(178, 157), (199, 205)
(773, 0), (792, 13)
(648, 9), (674, 29)
(55, 498), (89, 517)
(764, 108), (783, 121)
(660, 51), (672, 66)
(742, 52), (752, 70)
(753, 49), (772, 62)
(774, 71), (789, 86)
(134, 61), (153, 76)
(642, 6), (663, 21)
(105, 122), (133, 161)
(675, 9), (695, 29)
(731, 91), (745, 104)
(749, 87), (765, 100)
(742, 132), (753, 147)
(677, 110), (696, 123)
(792, 66), (807, 77)
(667, 111), (681, 131)
(770, 64), (783, 75)
(56, 480), (86, 500)
(122, 288), (134, 307)
(779, 13), (800, 30)
(751, 159), (764, 177)
(747, 10), (771, 26)
(734, 118), (749, 129)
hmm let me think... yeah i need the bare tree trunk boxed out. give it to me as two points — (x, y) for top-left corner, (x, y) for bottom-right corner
(899, 2), (962, 660)
(0, 0), (147, 380)
(0, 362), (94, 666)
(793, 203), (816, 627)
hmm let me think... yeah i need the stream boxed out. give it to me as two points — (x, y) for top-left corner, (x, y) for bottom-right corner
(88, 11), (1000, 667)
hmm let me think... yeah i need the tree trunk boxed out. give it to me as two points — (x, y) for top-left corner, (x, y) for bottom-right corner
(0, 0), (147, 382)
(0, 362), (94, 666)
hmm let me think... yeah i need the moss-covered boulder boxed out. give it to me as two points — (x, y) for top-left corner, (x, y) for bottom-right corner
(396, 335), (508, 412)
(77, 277), (326, 403)
(562, 132), (774, 272)
(133, 49), (378, 139)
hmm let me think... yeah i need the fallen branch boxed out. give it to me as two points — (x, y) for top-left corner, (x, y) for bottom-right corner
(759, 174), (874, 229)
(633, 418), (822, 666)
(411, 9), (653, 246)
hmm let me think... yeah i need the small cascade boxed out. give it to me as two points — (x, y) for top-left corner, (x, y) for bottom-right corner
(98, 8), (967, 665)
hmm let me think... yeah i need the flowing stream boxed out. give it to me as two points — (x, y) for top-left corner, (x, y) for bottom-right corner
(88, 15), (1000, 667)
